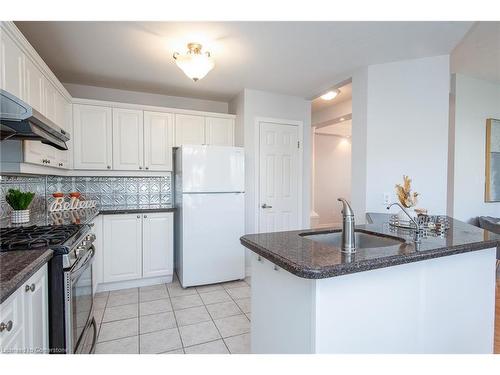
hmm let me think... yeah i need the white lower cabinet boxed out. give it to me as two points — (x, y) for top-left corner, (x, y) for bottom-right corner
(102, 212), (173, 284)
(103, 214), (143, 283)
(142, 212), (174, 278)
(0, 264), (49, 354)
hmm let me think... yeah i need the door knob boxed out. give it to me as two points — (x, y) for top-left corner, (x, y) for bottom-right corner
(261, 204), (272, 209)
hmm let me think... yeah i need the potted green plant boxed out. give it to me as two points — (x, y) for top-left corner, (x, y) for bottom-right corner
(6, 189), (35, 224)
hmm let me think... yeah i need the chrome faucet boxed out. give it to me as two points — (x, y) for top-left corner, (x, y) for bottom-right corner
(386, 202), (421, 242)
(337, 198), (356, 253)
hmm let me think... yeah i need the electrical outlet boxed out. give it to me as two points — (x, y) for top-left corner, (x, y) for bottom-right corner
(383, 193), (391, 206)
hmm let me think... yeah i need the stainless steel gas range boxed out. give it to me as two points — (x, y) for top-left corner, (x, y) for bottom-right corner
(0, 223), (97, 354)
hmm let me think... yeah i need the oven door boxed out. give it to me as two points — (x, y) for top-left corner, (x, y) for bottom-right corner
(66, 246), (95, 353)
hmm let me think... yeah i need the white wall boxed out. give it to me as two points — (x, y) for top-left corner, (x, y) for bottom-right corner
(238, 89), (312, 235)
(364, 55), (450, 215)
(312, 99), (352, 126)
(63, 83), (229, 113)
(350, 67), (369, 223)
(314, 128), (352, 226)
(449, 74), (500, 223)
(228, 90), (245, 146)
(229, 89), (311, 273)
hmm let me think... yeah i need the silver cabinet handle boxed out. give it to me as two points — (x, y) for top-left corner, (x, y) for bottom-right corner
(137, 215), (141, 219)
(261, 203), (272, 209)
(144, 215), (148, 218)
(47, 159), (51, 164)
(107, 165), (111, 169)
(139, 166), (143, 170)
(0, 320), (13, 332)
(145, 167), (149, 170)
(25, 283), (35, 292)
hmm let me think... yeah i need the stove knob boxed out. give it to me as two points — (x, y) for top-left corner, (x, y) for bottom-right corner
(76, 246), (85, 257)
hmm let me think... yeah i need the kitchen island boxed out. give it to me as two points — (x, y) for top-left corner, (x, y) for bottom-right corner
(240, 215), (499, 353)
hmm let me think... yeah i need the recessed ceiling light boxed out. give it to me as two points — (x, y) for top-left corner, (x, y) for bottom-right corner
(320, 89), (341, 101)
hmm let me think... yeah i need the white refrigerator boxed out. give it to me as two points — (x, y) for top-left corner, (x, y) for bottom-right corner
(174, 145), (245, 287)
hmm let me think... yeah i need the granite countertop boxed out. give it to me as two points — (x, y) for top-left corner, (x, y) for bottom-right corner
(0, 205), (175, 228)
(99, 205), (176, 215)
(0, 249), (53, 303)
(240, 214), (500, 279)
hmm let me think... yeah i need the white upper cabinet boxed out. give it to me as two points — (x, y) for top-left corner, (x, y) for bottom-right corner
(175, 114), (205, 146)
(144, 111), (174, 171)
(142, 212), (174, 278)
(112, 108), (144, 170)
(205, 117), (235, 146)
(24, 58), (44, 112)
(0, 30), (24, 99)
(73, 104), (113, 170)
(43, 80), (57, 123)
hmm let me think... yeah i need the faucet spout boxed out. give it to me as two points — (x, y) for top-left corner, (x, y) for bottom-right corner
(386, 202), (421, 242)
(337, 198), (356, 253)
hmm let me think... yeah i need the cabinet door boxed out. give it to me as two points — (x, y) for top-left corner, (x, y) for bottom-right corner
(73, 104), (113, 170)
(0, 287), (25, 354)
(43, 80), (57, 123)
(142, 212), (174, 278)
(23, 264), (48, 353)
(205, 117), (234, 146)
(103, 214), (142, 283)
(144, 111), (174, 171)
(55, 96), (72, 169)
(24, 58), (44, 112)
(112, 108), (144, 170)
(175, 114), (205, 146)
(0, 31), (24, 99)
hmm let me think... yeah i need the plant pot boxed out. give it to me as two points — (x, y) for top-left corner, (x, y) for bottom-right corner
(11, 209), (30, 224)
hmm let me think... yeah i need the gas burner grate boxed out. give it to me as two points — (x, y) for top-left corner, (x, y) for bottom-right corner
(0, 224), (82, 251)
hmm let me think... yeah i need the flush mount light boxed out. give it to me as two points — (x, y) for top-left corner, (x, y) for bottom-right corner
(173, 43), (215, 82)
(340, 117), (345, 121)
(320, 89), (341, 101)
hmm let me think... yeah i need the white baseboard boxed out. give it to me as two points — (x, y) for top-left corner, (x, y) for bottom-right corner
(96, 274), (173, 293)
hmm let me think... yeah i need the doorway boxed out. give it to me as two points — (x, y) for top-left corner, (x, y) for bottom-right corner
(311, 81), (352, 228)
(256, 118), (303, 233)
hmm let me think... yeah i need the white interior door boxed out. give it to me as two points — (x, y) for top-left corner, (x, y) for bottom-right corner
(259, 121), (300, 233)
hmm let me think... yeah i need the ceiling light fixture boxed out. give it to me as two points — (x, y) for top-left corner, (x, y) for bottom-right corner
(320, 89), (341, 101)
(173, 43), (215, 82)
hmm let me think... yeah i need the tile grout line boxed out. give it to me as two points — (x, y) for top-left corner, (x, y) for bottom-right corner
(96, 277), (250, 353)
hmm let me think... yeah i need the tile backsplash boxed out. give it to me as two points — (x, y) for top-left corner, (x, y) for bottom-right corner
(0, 174), (172, 220)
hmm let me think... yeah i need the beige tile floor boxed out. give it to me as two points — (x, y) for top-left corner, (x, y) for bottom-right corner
(93, 275), (251, 354)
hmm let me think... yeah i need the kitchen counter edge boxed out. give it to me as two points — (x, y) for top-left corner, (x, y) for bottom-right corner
(0, 249), (53, 304)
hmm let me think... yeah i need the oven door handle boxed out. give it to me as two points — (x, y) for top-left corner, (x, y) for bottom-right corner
(70, 246), (95, 280)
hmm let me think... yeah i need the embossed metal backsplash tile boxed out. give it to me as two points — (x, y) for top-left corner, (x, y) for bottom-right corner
(46, 175), (171, 208)
(1, 174), (172, 220)
(0, 175), (47, 219)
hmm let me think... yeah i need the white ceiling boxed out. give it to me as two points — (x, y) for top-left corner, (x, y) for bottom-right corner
(451, 21), (500, 83)
(312, 82), (352, 112)
(15, 21), (473, 102)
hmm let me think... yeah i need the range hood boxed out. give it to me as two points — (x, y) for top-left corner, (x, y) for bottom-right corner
(0, 89), (70, 150)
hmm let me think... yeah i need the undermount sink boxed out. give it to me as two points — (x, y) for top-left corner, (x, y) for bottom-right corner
(301, 230), (405, 249)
